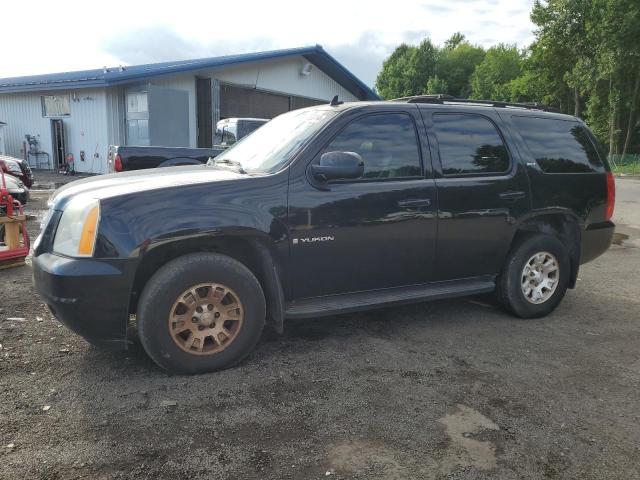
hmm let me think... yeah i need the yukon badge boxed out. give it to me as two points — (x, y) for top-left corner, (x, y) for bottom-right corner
(292, 236), (335, 245)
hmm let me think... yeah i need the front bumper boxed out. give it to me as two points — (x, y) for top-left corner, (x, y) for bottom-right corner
(33, 252), (133, 348)
(581, 221), (615, 264)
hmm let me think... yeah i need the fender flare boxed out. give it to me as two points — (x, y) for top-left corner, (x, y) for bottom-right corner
(510, 209), (583, 288)
(247, 238), (285, 334)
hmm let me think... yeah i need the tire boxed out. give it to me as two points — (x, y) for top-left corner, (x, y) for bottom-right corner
(137, 252), (266, 374)
(496, 233), (570, 318)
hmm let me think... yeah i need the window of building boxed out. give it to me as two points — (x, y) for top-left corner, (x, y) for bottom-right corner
(42, 95), (71, 117)
(322, 113), (422, 179)
(126, 92), (148, 113)
(512, 116), (603, 173)
(433, 113), (510, 176)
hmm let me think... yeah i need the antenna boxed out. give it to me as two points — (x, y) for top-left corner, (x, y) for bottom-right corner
(329, 95), (343, 106)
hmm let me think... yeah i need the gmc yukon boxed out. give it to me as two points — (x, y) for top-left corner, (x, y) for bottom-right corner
(33, 96), (615, 374)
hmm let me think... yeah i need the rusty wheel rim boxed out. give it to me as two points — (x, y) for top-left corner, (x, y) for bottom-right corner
(168, 283), (244, 355)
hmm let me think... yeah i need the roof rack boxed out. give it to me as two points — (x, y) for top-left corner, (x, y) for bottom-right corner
(392, 94), (561, 113)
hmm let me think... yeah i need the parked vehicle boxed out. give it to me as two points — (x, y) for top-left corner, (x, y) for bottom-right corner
(214, 118), (269, 147)
(110, 118), (268, 172)
(33, 96), (615, 374)
(0, 155), (34, 188)
(1, 174), (29, 206)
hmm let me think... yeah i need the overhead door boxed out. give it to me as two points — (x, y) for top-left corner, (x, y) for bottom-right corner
(219, 84), (326, 119)
(220, 84), (289, 119)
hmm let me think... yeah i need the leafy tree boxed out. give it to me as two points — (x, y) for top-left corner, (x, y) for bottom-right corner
(437, 39), (485, 98)
(374, 0), (640, 154)
(425, 75), (449, 95)
(444, 32), (466, 50)
(470, 45), (522, 100)
(375, 44), (415, 99)
(375, 40), (438, 99)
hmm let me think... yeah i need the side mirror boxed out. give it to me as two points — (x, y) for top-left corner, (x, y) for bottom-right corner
(311, 151), (364, 182)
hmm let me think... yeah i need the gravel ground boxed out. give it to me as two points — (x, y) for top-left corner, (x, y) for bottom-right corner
(1, 175), (639, 480)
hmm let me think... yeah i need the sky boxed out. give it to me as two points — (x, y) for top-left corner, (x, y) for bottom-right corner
(0, 0), (536, 87)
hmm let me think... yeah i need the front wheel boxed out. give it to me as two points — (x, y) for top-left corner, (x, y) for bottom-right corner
(137, 253), (266, 374)
(496, 234), (570, 318)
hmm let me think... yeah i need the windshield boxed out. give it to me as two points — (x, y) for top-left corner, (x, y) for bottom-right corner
(214, 122), (237, 146)
(212, 108), (337, 174)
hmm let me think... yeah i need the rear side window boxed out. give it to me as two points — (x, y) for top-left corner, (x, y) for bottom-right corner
(323, 113), (422, 179)
(433, 114), (510, 176)
(511, 116), (603, 173)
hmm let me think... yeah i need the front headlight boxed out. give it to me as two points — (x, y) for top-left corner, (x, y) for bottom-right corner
(53, 197), (100, 257)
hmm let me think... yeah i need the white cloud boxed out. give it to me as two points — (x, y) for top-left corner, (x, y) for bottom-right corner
(0, 0), (535, 87)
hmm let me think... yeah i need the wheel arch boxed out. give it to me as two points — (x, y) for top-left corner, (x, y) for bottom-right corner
(129, 232), (285, 333)
(510, 211), (581, 288)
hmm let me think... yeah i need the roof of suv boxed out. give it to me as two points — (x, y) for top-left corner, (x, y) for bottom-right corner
(321, 95), (577, 122)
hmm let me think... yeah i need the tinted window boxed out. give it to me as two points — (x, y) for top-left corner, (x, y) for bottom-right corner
(324, 114), (421, 179)
(433, 114), (510, 175)
(512, 116), (603, 173)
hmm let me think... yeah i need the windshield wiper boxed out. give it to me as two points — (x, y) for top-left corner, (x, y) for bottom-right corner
(209, 157), (246, 174)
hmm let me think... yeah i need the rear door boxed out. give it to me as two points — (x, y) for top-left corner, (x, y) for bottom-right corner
(421, 107), (531, 280)
(505, 115), (608, 223)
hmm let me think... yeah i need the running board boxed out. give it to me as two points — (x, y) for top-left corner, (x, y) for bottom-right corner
(285, 277), (496, 319)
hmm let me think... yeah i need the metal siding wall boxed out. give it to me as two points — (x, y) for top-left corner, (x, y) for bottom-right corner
(67, 89), (109, 174)
(106, 87), (125, 147)
(209, 56), (359, 102)
(0, 93), (52, 167)
(0, 88), (110, 173)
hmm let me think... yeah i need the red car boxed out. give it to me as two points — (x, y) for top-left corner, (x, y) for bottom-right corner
(0, 156), (34, 188)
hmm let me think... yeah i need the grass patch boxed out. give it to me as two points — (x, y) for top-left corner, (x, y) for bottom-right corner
(612, 163), (640, 175)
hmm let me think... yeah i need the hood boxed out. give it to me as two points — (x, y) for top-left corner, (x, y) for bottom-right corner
(2, 173), (24, 190)
(50, 165), (248, 210)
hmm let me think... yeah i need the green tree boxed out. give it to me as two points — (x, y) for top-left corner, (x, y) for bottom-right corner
(437, 36), (485, 98)
(425, 75), (449, 94)
(375, 44), (415, 99)
(373, 0), (640, 154)
(525, 0), (640, 153)
(444, 32), (466, 50)
(375, 39), (439, 99)
(470, 44), (522, 100)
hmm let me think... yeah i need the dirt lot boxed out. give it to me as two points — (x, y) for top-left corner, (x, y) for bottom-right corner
(1, 174), (639, 480)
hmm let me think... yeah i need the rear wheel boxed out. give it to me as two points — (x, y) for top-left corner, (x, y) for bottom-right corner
(496, 234), (570, 318)
(137, 253), (265, 374)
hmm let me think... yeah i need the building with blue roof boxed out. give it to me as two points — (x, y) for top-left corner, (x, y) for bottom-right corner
(0, 46), (378, 173)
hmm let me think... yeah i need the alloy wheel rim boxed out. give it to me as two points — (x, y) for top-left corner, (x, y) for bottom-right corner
(521, 251), (559, 304)
(168, 283), (244, 355)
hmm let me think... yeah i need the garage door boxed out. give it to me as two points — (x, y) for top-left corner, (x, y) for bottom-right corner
(219, 84), (326, 119)
(220, 84), (289, 119)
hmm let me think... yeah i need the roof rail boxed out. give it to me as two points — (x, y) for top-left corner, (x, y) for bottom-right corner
(392, 94), (561, 113)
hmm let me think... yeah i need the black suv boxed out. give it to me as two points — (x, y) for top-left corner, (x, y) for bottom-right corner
(33, 96), (616, 374)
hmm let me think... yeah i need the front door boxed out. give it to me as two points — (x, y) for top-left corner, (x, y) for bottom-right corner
(287, 109), (437, 299)
(422, 108), (531, 280)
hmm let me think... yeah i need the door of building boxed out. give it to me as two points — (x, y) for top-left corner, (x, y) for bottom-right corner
(50, 119), (66, 170)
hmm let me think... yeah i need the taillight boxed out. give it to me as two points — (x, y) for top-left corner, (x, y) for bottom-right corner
(605, 171), (615, 221)
(114, 153), (123, 172)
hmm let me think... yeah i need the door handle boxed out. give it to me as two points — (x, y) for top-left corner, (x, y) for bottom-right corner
(498, 191), (526, 201)
(398, 198), (431, 209)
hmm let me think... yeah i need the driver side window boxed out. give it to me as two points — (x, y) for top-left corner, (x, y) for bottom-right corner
(323, 113), (422, 179)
